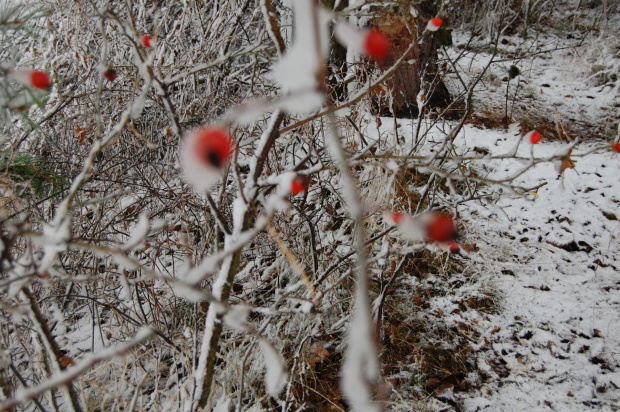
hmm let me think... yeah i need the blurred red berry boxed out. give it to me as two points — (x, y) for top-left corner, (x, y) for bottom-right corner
(449, 242), (459, 253)
(30, 70), (50, 89)
(427, 17), (443, 31)
(363, 30), (389, 61)
(528, 130), (541, 144)
(613, 142), (620, 153)
(142, 35), (152, 48)
(291, 175), (309, 195)
(391, 212), (404, 224)
(426, 214), (456, 243)
(103, 69), (117, 82)
(192, 127), (233, 169)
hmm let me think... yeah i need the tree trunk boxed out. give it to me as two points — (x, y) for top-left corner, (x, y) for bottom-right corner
(324, 0), (349, 102)
(371, 3), (451, 118)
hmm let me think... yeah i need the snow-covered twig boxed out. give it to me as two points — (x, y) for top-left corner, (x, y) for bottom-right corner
(0, 327), (154, 411)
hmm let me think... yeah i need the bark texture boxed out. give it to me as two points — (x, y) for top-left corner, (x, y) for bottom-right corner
(372, 2), (451, 118)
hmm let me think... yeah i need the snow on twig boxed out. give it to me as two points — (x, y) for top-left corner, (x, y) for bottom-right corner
(0, 327), (154, 411)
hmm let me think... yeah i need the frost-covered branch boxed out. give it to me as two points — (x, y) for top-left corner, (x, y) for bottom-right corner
(0, 327), (154, 411)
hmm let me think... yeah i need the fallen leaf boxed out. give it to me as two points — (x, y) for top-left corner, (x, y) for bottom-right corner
(60, 355), (74, 367)
(75, 124), (86, 144)
(559, 149), (575, 175)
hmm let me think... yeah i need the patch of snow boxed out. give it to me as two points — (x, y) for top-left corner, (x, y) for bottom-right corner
(223, 305), (251, 332)
(123, 213), (150, 251)
(271, 0), (330, 113)
(258, 339), (288, 397)
(213, 395), (231, 412)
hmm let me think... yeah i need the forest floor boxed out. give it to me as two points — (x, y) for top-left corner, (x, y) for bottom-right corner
(451, 125), (620, 412)
(434, 22), (620, 412)
(366, 21), (619, 411)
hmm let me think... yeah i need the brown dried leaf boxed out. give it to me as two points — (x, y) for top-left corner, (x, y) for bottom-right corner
(60, 355), (74, 367)
(325, 203), (335, 216)
(74, 124), (86, 144)
(306, 343), (330, 368)
(560, 158), (575, 174)
(559, 149), (575, 175)
(460, 243), (478, 252)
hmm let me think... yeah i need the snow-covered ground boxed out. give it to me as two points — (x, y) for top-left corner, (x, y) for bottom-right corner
(368, 25), (619, 411)
(366, 118), (620, 410)
(458, 127), (620, 411)
(452, 25), (620, 412)
(443, 29), (619, 411)
(448, 26), (619, 141)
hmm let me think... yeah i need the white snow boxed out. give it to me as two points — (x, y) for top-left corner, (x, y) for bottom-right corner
(334, 21), (365, 55)
(456, 129), (620, 411)
(123, 212), (150, 250)
(223, 305), (251, 332)
(341, 292), (381, 412)
(366, 113), (620, 409)
(361, 26), (620, 403)
(213, 395), (231, 412)
(36, 216), (71, 271)
(271, 0), (331, 113)
(258, 339), (288, 397)
(0, 327), (154, 410)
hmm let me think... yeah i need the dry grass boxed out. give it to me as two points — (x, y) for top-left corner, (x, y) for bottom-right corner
(378, 253), (497, 401)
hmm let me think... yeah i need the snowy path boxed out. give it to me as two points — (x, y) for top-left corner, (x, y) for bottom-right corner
(457, 131), (620, 411)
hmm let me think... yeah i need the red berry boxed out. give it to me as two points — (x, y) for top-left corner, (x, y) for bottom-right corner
(192, 127), (233, 169)
(529, 130), (541, 144)
(449, 242), (459, 253)
(613, 142), (620, 153)
(391, 212), (404, 224)
(426, 214), (456, 243)
(103, 69), (117, 82)
(363, 30), (389, 61)
(142, 35), (152, 48)
(30, 71), (50, 89)
(427, 17), (443, 32)
(290, 175), (309, 195)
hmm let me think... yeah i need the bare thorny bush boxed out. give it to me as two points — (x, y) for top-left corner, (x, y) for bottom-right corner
(0, 0), (616, 411)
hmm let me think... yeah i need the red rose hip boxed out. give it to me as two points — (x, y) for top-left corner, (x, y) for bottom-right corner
(391, 212), (404, 224)
(427, 17), (443, 32)
(363, 30), (389, 61)
(103, 69), (117, 82)
(527, 130), (541, 144)
(192, 127), (233, 169)
(290, 175), (309, 195)
(30, 70), (50, 89)
(426, 214), (457, 243)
